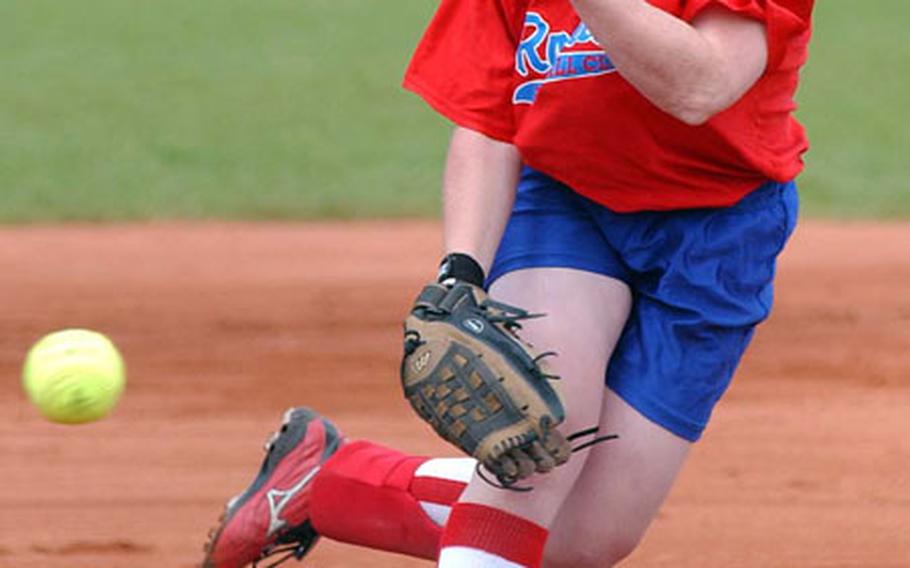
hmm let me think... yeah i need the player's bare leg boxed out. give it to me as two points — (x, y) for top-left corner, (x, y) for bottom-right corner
(438, 267), (631, 566)
(543, 389), (690, 567)
(459, 267), (630, 522)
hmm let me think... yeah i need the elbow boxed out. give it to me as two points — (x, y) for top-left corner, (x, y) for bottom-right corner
(672, 107), (714, 126)
(665, 93), (726, 126)
(661, 70), (739, 126)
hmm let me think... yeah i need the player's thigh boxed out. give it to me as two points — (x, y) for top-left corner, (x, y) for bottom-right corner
(544, 389), (690, 567)
(486, 267), (631, 437)
(457, 267), (632, 524)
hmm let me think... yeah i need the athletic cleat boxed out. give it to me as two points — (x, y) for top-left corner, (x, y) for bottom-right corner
(202, 407), (344, 568)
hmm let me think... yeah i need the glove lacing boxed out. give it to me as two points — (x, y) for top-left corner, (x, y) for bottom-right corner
(479, 298), (561, 382)
(475, 426), (620, 492)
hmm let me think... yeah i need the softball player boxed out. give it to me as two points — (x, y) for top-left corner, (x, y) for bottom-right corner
(204, 1), (815, 566)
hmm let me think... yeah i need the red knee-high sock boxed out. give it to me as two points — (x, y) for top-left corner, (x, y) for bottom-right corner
(310, 440), (470, 559)
(439, 503), (549, 568)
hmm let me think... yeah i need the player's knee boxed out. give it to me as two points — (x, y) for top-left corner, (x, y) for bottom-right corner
(544, 529), (642, 568)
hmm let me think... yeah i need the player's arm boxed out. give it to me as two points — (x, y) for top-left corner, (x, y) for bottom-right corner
(403, 126), (570, 485)
(442, 126), (521, 275)
(571, 0), (768, 125)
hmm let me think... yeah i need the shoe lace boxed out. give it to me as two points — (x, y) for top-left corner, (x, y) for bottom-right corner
(475, 426), (620, 492)
(252, 543), (308, 568)
(253, 521), (318, 568)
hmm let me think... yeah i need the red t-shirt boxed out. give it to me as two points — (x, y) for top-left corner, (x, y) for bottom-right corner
(404, 0), (814, 212)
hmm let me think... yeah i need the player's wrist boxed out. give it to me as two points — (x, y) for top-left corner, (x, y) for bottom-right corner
(437, 253), (486, 288)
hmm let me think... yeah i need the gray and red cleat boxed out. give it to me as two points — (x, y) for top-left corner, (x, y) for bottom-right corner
(202, 407), (343, 568)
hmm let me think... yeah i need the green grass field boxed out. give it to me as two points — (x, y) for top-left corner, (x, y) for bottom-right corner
(1, 0), (906, 222)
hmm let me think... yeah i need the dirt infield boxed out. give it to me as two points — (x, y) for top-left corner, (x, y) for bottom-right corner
(1, 221), (908, 568)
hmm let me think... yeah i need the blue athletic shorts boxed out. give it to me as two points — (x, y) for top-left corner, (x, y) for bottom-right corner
(488, 166), (799, 441)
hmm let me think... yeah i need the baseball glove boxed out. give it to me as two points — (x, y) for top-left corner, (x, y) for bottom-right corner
(400, 281), (571, 486)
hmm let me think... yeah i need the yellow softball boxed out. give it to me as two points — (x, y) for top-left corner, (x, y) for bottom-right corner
(22, 329), (126, 424)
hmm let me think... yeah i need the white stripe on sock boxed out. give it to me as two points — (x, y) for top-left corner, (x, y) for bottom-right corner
(414, 457), (476, 483)
(439, 546), (524, 568)
(418, 501), (452, 526)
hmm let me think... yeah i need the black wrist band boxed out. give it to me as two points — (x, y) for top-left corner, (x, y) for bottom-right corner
(437, 253), (486, 288)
